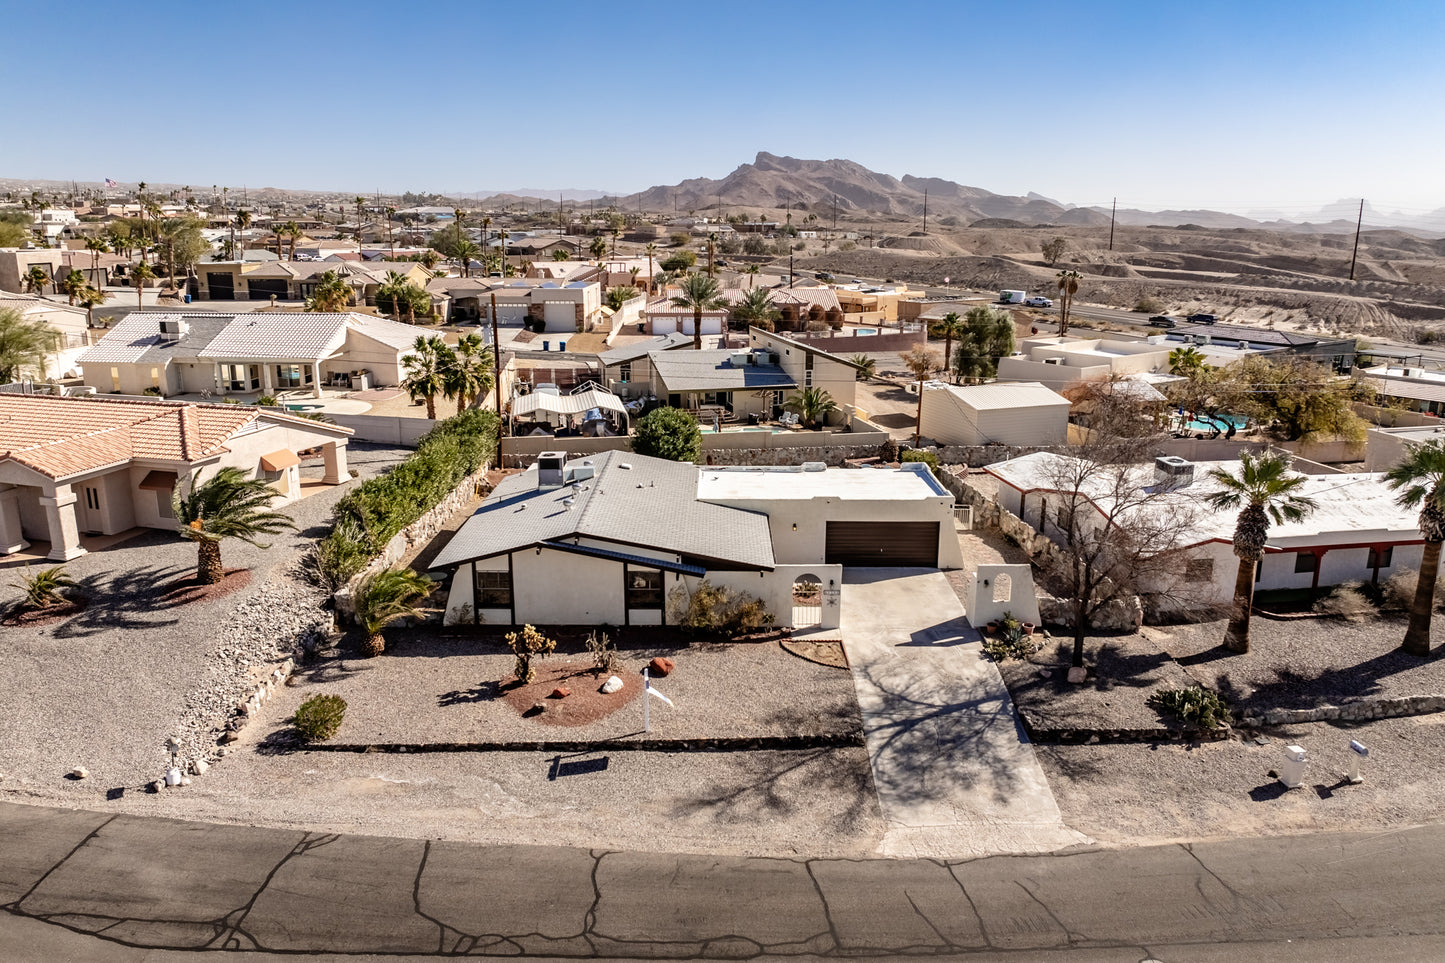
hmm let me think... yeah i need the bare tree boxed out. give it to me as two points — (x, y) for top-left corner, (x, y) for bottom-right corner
(1041, 236), (1068, 267)
(902, 344), (942, 447)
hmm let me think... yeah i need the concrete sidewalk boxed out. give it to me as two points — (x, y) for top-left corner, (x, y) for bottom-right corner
(839, 568), (1089, 858)
(5, 801), (1445, 957)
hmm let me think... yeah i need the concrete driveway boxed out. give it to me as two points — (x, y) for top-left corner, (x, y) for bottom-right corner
(839, 568), (1089, 858)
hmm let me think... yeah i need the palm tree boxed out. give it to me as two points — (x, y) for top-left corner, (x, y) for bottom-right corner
(83, 235), (110, 287)
(173, 467), (296, 585)
(933, 311), (966, 382)
(0, 306), (62, 381)
(78, 285), (108, 328)
(353, 567), (433, 657)
(384, 206), (396, 260)
(1384, 439), (1445, 656)
(671, 273), (727, 350)
(453, 238), (482, 278)
(130, 261), (156, 306)
(783, 387), (838, 429)
(61, 269), (88, 305)
(235, 209), (252, 254)
(743, 263), (761, 289)
(730, 286), (780, 331)
(706, 232), (718, 277)
(1056, 269), (1082, 337)
(1168, 346), (1207, 376)
(402, 335), (455, 419)
(444, 333), (495, 412)
(1204, 451), (1318, 653)
(305, 270), (354, 312)
(23, 265), (49, 295)
(284, 221), (301, 260)
(356, 197), (368, 250)
(850, 354), (876, 381)
(902, 344), (943, 447)
(605, 286), (639, 311)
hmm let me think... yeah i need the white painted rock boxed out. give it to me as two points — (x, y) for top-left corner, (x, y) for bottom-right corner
(165, 768), (183, 787)
(69, 767), (88, 780)
(191, 759), (209, 775)
(600, 675), (624, 694)
(180, 777), (192, 786)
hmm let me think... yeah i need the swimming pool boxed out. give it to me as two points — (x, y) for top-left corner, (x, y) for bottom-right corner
(855, 328), (878, 336)
(1179, 413), (1247, 433)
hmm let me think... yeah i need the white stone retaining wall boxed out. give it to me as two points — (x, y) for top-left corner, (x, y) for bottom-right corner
(1241, 694), (1445, 727)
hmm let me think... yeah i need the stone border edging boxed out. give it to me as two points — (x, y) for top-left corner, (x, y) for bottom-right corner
(1239, 693), (1445, 727)
(291, 732), (865, 755)
(1017, 714), (1231, 745)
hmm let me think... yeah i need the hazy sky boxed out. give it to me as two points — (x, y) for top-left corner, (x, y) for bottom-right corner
(6, 0), (1443, 217)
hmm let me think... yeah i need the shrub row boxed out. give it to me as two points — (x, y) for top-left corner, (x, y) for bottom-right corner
(317, 409), (497, 587)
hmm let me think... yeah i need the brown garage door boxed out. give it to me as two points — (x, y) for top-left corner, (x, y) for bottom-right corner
(825, 521), (939, 567)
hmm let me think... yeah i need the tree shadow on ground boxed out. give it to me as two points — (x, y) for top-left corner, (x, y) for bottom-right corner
(49, 563), (192, 637)
(1192, 648), (1442, 715)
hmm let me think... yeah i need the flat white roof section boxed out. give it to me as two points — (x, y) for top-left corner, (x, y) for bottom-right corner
(698, 465), (948, 501)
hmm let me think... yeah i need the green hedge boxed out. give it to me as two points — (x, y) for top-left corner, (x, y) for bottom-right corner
(317, 409), (497, 587)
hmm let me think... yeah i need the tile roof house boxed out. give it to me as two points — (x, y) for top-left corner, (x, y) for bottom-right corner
(0, 394), (352, 561)
(432, 450), (961, 629)
(77, 311), (422, 398)
(425, 277), (603, 331)
(0, 292), (94, 380)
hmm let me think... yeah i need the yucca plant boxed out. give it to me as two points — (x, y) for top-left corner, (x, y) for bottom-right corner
(13, 565), (77, 611)
(354, 567), (433, 657)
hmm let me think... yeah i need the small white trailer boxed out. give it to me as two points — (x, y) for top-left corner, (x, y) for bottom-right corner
(999, 290), (1026, 304)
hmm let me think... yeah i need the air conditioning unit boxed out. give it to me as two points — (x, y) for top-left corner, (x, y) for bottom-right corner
(1042, 357), (1064, 366)
(730, 351), (752, 368)
(157, 318), (189, 341)
(1154, 455), (1195, 490)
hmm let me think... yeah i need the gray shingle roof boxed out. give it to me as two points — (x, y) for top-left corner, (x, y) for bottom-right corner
(597, 332), (692, 365)
(431, 450), (775, 571)
(649, 351), (796, 392)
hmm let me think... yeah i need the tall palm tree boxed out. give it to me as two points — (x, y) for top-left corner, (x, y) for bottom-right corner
(444, 333), (495, 412)
(1384, 439), (1445, 656)
(671, 273), (726, 350)
(743, 262), (761, 289)
(377, 271), (422, 323)
(1056, 269), (1082, 337)
(235, 209), (252, 254)
(83, 236), (110, 287)
(933, 311), (966, 382)
(305, 270), (353, 312)
(284, 221), (301, 260)
(453, 238), (482, 278)
(354, 567), (433, 657)
(78, 285), (108, 328)
(0, 306), (62, 382)
(384, 206), (397, 260)
(480, 215), (492, 259)
(355, 197), (367, 250)
(402, 335), (455, 419)
(173, 467), (296, 585)
(130, 261), (156, 306)
(61, 269), (88, 305)
(1205, 451), (1318, 653)
(783, 387), (838, 429)
(706, 232), (718, 277)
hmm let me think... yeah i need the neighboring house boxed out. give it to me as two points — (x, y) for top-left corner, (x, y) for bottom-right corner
(919, 381), (1071, 446)
(505, 236), (582, 258)
(0, 394), (351, 561)
(77, 311), (420, 397)
(0, 249), (65, 295)
(194, 260), (431, 304)
(1364, 424), (1445, 472)
(1363, 366), (1445, 417)
(996, 336), (1173, 389)
(1162, 323), (1356, 373)
(597, 333), (692, 396)
(716, 286), (845, 332)
(426, 277), (602, 331)
(641, 296), (728, 337)
(433, 450), (960, 629)
(986, 451), (1421, 607)
(59, 249), (129, 289)
(0, 292), (94, 380)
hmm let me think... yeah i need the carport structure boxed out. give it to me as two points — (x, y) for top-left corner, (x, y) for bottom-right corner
(510, 386), (630, 434)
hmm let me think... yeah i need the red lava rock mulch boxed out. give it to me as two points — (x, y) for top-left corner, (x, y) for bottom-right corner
(500, 660), (642, 727)
(2, 596), (89, 628)
(157, 568), (253, 608)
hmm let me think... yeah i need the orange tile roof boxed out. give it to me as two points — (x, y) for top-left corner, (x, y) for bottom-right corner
(0, 395), (258, 480)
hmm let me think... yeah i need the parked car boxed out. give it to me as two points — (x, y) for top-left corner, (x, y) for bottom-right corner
(1148, 316), (1177, 328)
(1024, 297), (1053, 308)
(1187, 313), (1218, 325)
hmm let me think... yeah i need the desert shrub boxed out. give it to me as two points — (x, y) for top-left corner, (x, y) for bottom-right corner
(982, 622), (1037, 662)
(293, 695), (347, 741)
(12, 564), (77, 611)
(1148, 686), (1231, 729)
(1132, 296), (1164, 314)
(142, 385), (162, 396)
(1313, 581), (1377, 622)
(668, 580), (774, 637)
(317, 409), (498, 585)
(901, 449), (941, 477)
(1379, 568), (1445, 614)
(585, 630), (620, 676)
(877, 438), (900, 463)
(257, 394), (278, 407)
(504, 624), (556, 684)
(631, 406), (701, 462)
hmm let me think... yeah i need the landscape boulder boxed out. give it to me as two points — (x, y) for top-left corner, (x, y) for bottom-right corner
(601, 675), (624, 694)
(549, 687), (571, 700)
(648, 657), (675, 677)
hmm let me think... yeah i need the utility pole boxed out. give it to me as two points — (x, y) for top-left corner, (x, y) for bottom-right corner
(922, 188), (928, 234)
(833, 194), (838, 234)
(1349, 198), (1364, 281)
(559, 192), (564, 231)
(1108, 197), (1117, 251)
(491, 291), (504, 459)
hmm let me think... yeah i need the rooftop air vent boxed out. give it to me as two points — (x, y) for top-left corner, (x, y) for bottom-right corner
(158, 318), (189, 341)
(537, 451), (566, 490)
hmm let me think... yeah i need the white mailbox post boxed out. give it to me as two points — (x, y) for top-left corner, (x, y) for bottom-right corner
(1281, 744), (1308, 789)
(1347, 740), (1369, 784)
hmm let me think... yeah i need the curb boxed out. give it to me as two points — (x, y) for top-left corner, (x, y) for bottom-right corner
(288, 733), (866, 755)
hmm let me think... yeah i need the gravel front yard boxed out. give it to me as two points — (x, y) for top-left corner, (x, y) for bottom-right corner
(1149, 614), (1445, 714)
(287, 628), (861, 747)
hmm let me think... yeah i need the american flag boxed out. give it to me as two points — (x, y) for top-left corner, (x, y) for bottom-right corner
(104, 178), (118, 188)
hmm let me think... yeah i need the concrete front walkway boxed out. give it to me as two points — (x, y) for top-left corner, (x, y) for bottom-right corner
(839, 568), (1089, 858)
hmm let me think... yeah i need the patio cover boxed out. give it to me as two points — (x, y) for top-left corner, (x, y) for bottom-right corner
(137, 470), (179, 491)
(260, 449), (301, 471)
(512, 388), (627, 419)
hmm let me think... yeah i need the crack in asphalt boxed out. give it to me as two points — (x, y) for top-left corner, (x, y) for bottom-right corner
(944, 860), (995, 950)
(7, 813), (118, 911)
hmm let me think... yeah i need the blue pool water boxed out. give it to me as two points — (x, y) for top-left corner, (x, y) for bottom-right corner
(855, 328), (878, 336)
(1180, 413), (1247, 433)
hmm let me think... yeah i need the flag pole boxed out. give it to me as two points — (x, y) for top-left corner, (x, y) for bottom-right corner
(643, 667), (650, 733)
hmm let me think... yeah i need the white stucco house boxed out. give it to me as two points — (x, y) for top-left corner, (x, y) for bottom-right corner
(919, 381), (1071, 446)
(0, 394), (351, 561)
(77, 311), (421, 398)
(433, 450), (962, 630)
(986, 451), (1423, 607)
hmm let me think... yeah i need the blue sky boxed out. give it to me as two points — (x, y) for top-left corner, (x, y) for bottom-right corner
(6, 0), (1444, 215)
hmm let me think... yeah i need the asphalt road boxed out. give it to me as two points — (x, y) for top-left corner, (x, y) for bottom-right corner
(3, 801), (1444, 959)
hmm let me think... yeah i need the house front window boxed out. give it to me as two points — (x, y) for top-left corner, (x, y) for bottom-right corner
(475, 569), (512, 608)
(618, 362), (631, 383)
(1368, 546), (1393, 570)
(1294, 552), (1317, 574)
(221, 364), (260, 391)
(1185, 558), (1213, 583)
(109, 366), (120, 392)
(626, 569), (664, 609)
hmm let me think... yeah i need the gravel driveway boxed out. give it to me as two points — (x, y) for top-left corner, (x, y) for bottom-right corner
(0, 444), (408, 797)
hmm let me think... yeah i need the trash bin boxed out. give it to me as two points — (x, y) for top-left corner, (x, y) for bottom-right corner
(1280, 745), (1307, 788)
(558, 340), (567, 352)
(542, 340), (550, 351)
(183, 294), (192, 303)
